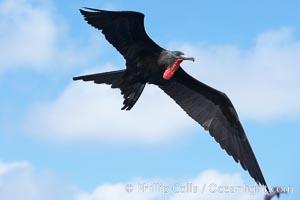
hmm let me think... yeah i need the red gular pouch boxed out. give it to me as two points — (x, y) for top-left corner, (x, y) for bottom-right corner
(163, 58), (183, 80)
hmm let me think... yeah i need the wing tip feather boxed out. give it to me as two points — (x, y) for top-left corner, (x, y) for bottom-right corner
(73, 76), (81, 81)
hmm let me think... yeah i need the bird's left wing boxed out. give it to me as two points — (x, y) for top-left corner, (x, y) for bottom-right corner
(159, 67), (268, 190)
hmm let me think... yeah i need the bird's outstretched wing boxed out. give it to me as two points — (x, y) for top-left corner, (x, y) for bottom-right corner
(159, 67), (268, 190)
(80, 8), (162, 61)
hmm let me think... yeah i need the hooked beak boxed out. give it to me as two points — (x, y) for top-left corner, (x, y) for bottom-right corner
(180, 56), (195, 62)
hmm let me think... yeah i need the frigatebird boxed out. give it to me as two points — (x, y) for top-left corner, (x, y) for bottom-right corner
(73, 8), (268, 191)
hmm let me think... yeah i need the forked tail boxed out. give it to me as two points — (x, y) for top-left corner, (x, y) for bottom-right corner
(73, 70), (145, 110)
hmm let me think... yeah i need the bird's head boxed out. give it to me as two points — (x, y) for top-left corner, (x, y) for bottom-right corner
(163, 51), (194, 80)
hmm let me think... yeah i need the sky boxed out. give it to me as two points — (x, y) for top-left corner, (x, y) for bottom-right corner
(0, 0), (299, 199)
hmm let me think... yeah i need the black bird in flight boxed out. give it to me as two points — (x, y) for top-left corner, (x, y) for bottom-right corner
(73, 7), (268, 191)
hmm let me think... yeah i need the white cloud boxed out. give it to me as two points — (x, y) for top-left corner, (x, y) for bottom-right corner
(0, 0), (102, 71)
(25, 28), (300, 144)
(0, 0), (56, 70)
(25, 64), (195, 144)
(0, 161), (29, 175)
(0, 161), (78, 200)
(169, 170), (264, 200)
(173, 27), (300, 120)
(77, 182), (161, 200)
(0, 161), (271, 200)
(77, 170), (265, 200)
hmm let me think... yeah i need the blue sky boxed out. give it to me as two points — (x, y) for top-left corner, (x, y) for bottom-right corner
(0, 0), (299, 199)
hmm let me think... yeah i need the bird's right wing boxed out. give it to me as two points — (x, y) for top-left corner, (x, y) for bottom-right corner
(80, 8), (163, 61)
(159, 67), (268, 191)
